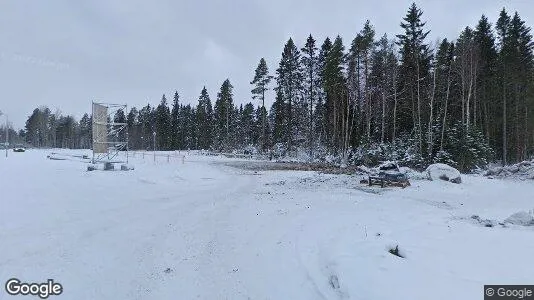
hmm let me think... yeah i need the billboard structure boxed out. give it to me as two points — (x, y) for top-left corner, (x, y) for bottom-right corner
(91, 102), (128, 164)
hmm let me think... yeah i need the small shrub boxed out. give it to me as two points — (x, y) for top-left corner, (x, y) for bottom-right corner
(388, 245), (405, 258)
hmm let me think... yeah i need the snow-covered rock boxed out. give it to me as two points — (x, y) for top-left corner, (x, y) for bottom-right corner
(504, 211), (534, 226)
(426, 163), (462, 184)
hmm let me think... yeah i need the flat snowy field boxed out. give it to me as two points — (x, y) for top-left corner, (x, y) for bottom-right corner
(1, 149), (533, 300)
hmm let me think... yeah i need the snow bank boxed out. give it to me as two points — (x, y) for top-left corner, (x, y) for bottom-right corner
(504, 211), (534, 226)
(399, 167), (427, 180)
(426, 163), (462, 184)
(485, 160), (534, 180)
(378, 161), (399, 171)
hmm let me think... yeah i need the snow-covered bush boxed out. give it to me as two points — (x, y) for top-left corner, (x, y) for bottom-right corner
(271, 142), (287, 159)
(348, 135), (425, 170)
(433, 150), (458, 169)
(441, 121), (494, 172)
(388, 245), (405, 258)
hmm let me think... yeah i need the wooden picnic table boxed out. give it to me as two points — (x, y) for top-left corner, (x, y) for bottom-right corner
(368, 174), (410, 188)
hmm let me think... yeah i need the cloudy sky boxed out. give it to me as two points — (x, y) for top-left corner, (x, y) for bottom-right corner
(1, 0), (532, 129)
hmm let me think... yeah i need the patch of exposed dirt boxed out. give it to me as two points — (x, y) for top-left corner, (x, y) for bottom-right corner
(220, 160), (360, 174)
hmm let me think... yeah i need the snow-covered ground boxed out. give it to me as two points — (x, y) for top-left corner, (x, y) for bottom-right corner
(1, 149), (533, 300)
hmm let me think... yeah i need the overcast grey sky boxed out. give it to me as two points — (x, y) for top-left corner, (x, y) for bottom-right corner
(1, 0), (532, 129)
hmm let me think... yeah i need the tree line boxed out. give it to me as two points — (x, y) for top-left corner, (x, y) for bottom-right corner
(21, 3), (534, 171)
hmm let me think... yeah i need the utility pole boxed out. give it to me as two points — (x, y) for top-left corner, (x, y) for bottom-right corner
(6, 115), (8, 158)
(153, 131), (156, 162)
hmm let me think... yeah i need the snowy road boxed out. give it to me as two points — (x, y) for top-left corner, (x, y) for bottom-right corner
(1, 150), (534, 300)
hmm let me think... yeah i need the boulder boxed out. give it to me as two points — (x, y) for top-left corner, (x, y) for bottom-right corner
(426, 163), (462, 184)
(504, 211), (534, 226)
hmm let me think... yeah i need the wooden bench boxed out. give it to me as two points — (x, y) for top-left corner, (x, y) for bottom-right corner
(369, 176), (387, 188)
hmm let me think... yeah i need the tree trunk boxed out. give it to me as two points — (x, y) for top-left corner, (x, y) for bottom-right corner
(502, 69), (507, 166)
(428, 65), (437, 159)
(440, 64), (452, 151)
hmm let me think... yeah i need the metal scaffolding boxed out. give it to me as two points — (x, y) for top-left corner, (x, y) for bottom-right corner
(91, 102), (128, 164)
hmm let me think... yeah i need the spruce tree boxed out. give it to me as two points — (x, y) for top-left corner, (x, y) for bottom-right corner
(171, 91), (181, 149)
(270, 90), (286, 147)
(214, 79), (234, 150)
(301, 34), (320, 157)
(496, 8), (511, 165)
(474, 15), (498, 150)
(196, 87), (214, 150)
(323, 35), (346, 154)
(241, 102), (255, 147)
(127, 107), (139, 149)
(316, 38), (332, 145)
(156, 94), (171, 150)
(276, 38), (303, 154)
(113, 109), (127, 148)
(396, 3), (432, 156)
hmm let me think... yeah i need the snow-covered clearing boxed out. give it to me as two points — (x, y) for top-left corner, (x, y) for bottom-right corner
(1, 149), (533, 300)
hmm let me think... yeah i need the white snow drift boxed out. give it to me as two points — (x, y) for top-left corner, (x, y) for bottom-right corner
(1, 149), (533, 300)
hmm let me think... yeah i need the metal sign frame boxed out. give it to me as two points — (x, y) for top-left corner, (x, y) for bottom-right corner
(91, 101), (129, 164)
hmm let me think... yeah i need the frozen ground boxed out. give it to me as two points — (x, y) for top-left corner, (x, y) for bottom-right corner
(1, 149), (533, 300)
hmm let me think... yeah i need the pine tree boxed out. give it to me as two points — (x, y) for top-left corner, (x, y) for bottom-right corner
(251, 58), (273, 152)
